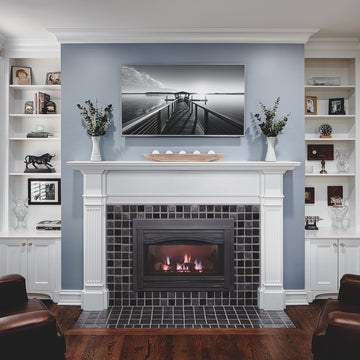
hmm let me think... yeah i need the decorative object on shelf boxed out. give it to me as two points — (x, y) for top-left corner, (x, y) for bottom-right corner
(307, 144), (334, 160)
(254, 97), (290, 162)
(331, 198), (349, 230)
(307, 77), (340, 86)
(24, 153), (55, 173)
(24, 101), (34, 114)
(28, 178), (61, 205)
(329, 98), (345, 115)
(46, 72), (61, 85)
(328, 186), (343, 206)
(305, 187), (315, 204)
(144, 153), (226, 162)
(44, 100), (56, 114)
(305, 216), (320, 230)
(36, 220), (61, 230)
(305, 96), (317, 115)
(335, 149), (350, 173)
(77, 99), (113, 161)
(320, 159), (327, 174)
(11, 66), (31, 85)
(26, 125), (53, 138)
(12, 199), (29, 229)
(319, 123), (332, 138)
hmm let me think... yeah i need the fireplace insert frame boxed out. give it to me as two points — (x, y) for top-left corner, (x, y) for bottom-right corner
(132, 219), (234, 291)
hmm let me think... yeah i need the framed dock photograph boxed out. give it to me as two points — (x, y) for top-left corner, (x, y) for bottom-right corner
(120, 64), (245, 136)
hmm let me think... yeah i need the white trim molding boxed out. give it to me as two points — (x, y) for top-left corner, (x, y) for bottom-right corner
(305, 37), (360, 58)
(58, 290), (82, 306)
(68, 161), (300, 311)
(2, 38), (60, 58)
(285, 290), (309, 306)
(49, 27), (319, 44)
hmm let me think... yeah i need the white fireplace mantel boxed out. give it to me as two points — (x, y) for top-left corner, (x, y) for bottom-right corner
(68, 160), (300, 310)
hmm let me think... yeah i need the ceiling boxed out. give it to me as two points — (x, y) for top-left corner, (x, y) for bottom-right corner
(0, 0), (360, 41)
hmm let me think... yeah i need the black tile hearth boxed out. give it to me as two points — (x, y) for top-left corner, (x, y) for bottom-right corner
(74, 306), (295, 329)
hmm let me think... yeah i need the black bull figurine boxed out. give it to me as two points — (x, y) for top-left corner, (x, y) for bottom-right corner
(24, 153), (55, 170)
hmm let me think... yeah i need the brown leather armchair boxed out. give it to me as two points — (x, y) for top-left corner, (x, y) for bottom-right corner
(312, 273), (360, 360)
(0, 274), (66, 360)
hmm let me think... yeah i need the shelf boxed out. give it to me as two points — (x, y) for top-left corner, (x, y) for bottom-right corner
(305, 137), (355, 141)
(305, 115), (355, 119)
(10, 114), (61, 119)
(9, 137), (61, 141)
(305, 85), (355, 92)
(9, 85), (61, 91)
(306, 227), (360, 239)
(305, 173), (355, 177)
(0, 230), (61, 238)
(9, 172), (61, 177)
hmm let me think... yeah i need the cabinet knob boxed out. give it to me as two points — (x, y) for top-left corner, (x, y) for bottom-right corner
(21, 242), (26, 247)
(28, 242), (32, 247)
(340, 242), (345, 247)
(333, 242), (338, 247)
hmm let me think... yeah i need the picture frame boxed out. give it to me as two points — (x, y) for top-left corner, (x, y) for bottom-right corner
(28, 178), (61, 205)
(328, 98), (345, 115)
(46, 72), (61, 85)
(305, 187), (315, 204)
(307, 144), (334, 161)
(11, 66), (32, 85)
(305, 96), (317, 115)
(327, 186), (343, 206)
(121, 64), (245, 136)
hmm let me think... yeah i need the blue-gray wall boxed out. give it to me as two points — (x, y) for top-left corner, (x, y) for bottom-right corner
(61, 43), (305, 290)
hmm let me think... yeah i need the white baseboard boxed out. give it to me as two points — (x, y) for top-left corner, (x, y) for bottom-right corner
(285, 290), (309, 306)
(58, 290), (82, 306)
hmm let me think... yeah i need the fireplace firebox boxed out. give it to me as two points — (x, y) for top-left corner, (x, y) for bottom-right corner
(133, 219), (234, 291)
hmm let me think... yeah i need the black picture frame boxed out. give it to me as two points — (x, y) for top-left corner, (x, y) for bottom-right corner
(305, 187), (315, 204)
(46, 72), (61, 85)
(327, 186), (343, 206)
(11, 66), (32, 85)
(328, 98), (345, 115)
(307, 144), (334, 161)
(28, 178), (61, 205)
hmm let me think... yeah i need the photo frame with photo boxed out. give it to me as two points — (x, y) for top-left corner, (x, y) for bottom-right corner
(11, 66), (32, 85)
(328, 98), (345, 115)
(46, 72), (61, 85)
(307, 144), (334, 161)
(327, 186), (343, 206)
(305, 96), (317, 115)
(305, 187), (315, 204)
(28, 178), (61, 205)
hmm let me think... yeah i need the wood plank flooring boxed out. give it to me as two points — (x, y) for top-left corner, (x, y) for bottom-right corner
(45, 301), (323, 360)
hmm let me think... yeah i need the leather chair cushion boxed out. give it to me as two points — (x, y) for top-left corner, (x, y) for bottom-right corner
(0, 298), (47, 318)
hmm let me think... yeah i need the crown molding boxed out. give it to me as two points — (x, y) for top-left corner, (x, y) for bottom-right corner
(305, 36), (360, 57)
(48, 27), (319, 44)
(3, 38), (60, 58)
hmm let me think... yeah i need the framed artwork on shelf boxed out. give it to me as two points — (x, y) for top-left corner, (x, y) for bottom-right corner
(11, 66), (32, 85)
(327, 186), (343, 206)
(28, 178), (61, 205)
(328, 98), (345, 115)
(305, 187), (315, 204)
(307, 144), (334, 160)
(46, 72), (61, 85)
(305, 96), (317, 115)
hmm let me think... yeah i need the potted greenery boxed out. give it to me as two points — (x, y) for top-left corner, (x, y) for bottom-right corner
(77, 99), (113, 161)
(254, 97), (290, 161)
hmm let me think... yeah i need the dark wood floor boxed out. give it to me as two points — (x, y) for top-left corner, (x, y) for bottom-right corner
(46, 301), (323, 360)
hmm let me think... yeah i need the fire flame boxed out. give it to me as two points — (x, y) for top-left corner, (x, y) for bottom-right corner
(162, 253), (204, 273)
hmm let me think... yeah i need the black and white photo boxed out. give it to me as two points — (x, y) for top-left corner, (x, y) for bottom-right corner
(121, 64), (245, 136)
(11, 66), (32, 85)
(28, 178), (61, 205)
(328, 98), (345, 115)
(305, 96), (317, 115)
(46, 71), (61, 85)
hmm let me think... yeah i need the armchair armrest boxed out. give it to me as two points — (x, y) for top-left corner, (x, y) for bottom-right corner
(338, 274), (360, 305)
(0, 274), (28, 309)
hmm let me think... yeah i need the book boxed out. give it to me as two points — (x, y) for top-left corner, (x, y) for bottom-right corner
(27, 132), (49, 138)
(36, 220), (61, 230)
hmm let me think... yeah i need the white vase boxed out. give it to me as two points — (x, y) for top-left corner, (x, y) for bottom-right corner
(265, 136), (277, 162)
(90, 136), (102, 161)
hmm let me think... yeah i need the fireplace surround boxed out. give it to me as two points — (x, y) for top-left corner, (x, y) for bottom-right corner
(68, 161), (300, 311)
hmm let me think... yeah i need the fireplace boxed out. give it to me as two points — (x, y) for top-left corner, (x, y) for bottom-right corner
(132, 219), (234, 291)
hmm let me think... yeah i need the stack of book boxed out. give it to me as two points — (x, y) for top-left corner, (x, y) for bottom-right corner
(34, 91), (51, 114)
(36, 220), (61, 231)
(26, 131), (53, 138)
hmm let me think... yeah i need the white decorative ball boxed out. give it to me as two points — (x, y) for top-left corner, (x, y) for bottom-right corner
(152, 150), (160, 154)
(165, 150), (173, 155)
(179, 150), (187, 155)
(193, 150), (200, 154)
(208, 150), (215, 154)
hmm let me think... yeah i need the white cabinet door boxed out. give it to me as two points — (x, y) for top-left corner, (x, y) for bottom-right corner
(0, 239), (27, 277)
(310, 239), (338, 291)
(27, 239), (56, 291)
(338, 239), (360, 283)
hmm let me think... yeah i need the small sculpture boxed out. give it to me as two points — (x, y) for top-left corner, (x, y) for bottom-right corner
(24, 153), (55, 173)
(335, 149), (349, 173)
(320, 159), (327, 174)
(305, 216), (321, 230)
(12, 199), (29, 229)
(331, 198), (349, 230)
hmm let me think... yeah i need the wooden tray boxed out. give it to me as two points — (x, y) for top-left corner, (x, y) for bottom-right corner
(144, 153), (226, 162)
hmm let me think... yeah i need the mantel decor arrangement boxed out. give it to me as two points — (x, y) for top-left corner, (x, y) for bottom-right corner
(77, 99), (113, 161)
(254, 97), (290, 161)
